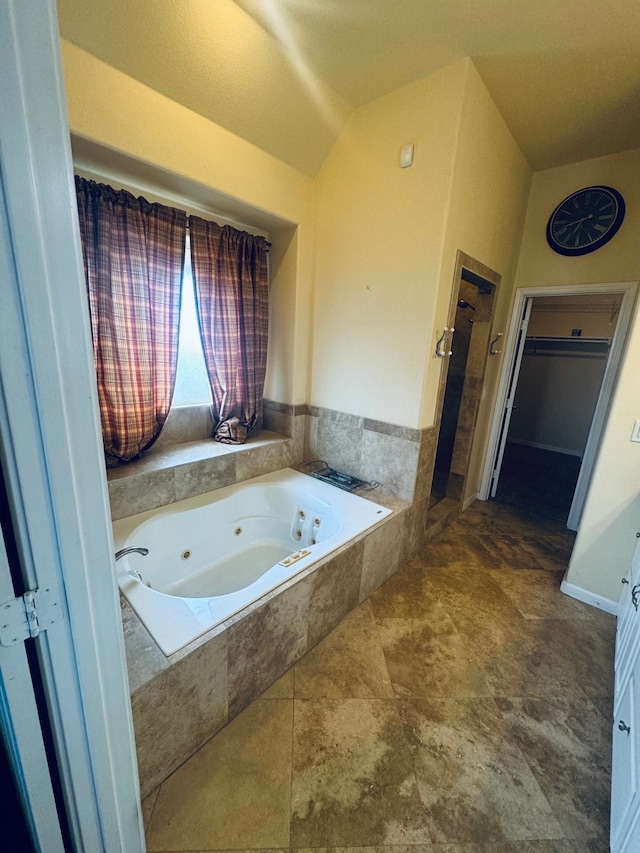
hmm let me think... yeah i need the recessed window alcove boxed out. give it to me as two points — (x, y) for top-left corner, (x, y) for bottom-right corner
(71, 133), (300, 427)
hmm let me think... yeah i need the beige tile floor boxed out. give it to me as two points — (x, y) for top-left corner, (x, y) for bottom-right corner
(142, 498), (615, 852)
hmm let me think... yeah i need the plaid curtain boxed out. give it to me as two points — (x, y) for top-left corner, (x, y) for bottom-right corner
(75, 177), (187, 466)
(189, 217), (269, 444)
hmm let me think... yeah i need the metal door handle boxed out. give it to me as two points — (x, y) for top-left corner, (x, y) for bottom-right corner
(435, 327), (455, 357)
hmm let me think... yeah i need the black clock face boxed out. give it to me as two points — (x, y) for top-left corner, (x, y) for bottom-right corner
(546, 185), (625, 256)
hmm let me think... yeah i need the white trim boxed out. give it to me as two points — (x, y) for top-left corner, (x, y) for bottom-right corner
(0, 1), (144, 849)
(489, 298), (532, 498)
(566, 283), (637, 529)
(481, 281), (639, 506)
(560, 579), (619, 616)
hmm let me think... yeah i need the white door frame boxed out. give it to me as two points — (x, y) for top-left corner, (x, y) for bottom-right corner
(0, 1), (144, 849)
(480, 281), (638, 526)
(489, 297), (533, 499)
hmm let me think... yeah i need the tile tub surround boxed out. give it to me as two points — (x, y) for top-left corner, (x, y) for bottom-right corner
(107, 426), (305, 520)
(152, 399), (307, 452)
(151, 399), (304, 451)
(125, 486), (408, 797)
(107, 400), (436, 521)
(305, 406), (438, 505)
(114, 401), (442, 796)
(151, 403), (215, 451)
(263, 398), (308, 437)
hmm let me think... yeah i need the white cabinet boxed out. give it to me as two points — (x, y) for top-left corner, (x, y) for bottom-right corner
(612, 533), (640, 853)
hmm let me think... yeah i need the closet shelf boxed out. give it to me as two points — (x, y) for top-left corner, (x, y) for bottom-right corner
(524, 336), (611, 355)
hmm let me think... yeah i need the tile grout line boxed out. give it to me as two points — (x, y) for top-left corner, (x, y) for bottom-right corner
(288, 664), (297, 849)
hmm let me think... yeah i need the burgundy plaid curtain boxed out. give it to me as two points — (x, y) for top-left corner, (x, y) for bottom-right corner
(189, 217), (269, 444)
(75, 177), (186, 465)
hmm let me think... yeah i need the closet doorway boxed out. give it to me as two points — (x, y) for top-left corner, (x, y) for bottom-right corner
(430, 252), (500, 511)
(482, 282), (638, 530)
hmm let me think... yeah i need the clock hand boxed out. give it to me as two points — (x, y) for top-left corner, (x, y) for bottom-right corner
(568, 214), (593, 237)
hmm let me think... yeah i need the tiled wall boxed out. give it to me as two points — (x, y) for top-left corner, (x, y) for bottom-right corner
(107, 403), (306, 520)
(303, 405), (438, 542)
(305, 407), (421, 503)
(108, 401), (438, 519)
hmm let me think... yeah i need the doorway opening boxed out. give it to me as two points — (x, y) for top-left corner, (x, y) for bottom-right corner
(495, 293), (622, 524)
(482, 282), (638, 531)
(430, 252), (500, 512)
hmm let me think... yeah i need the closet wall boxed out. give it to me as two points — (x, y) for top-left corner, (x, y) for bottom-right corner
(509, 295), (622, 455)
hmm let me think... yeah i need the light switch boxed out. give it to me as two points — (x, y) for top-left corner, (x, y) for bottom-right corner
(631, 420), (640, 443)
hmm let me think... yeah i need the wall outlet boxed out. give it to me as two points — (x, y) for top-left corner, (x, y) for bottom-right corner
(631, 420), (640, 443)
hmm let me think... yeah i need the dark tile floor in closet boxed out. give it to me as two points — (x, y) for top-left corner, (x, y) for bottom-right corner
(142, 466), (615, 852)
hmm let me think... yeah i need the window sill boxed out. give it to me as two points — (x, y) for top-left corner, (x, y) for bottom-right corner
(107, 429), (301, 520)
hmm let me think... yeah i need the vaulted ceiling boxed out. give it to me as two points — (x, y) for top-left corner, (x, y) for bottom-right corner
(57, 0), (640, 176)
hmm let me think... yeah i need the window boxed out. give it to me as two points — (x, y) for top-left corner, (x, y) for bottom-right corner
(171, 236), (211, 406)
(75, 174), (270, 457)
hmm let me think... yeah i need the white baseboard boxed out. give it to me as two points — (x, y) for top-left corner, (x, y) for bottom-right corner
(463, 492), (479, 511)
(560, 579), (619, 616)
(507, 438), (582, 457)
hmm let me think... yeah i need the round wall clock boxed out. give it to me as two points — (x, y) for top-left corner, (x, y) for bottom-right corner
(546, 185), (625, 256)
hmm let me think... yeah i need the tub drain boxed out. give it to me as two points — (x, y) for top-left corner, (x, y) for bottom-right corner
(181, 549), (192, 560)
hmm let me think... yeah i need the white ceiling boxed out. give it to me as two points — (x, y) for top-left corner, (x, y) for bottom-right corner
(57, 0), (640, 176)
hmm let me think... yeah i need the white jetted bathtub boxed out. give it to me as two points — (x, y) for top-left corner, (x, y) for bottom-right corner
(113, 468), (391, 655)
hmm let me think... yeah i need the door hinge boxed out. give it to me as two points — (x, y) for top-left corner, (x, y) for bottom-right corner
(0, 588), (63, 647)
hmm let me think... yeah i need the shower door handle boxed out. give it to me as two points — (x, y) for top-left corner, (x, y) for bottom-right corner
(436, 327), (455, 357)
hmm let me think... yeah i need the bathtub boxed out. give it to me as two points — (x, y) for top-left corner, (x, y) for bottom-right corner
(113, 468), (391, 655)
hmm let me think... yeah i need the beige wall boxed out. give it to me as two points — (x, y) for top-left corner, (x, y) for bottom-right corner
(512, 148), (640, 603)
(311, 59), (531, 439)
(433, 63), (531, 502)
(510, 353), (608, 454)
(526, 302), (623, 339)
(311, 61), (467, 427)
(509, 301), (619, 455)
(61, 40), (315, 405)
